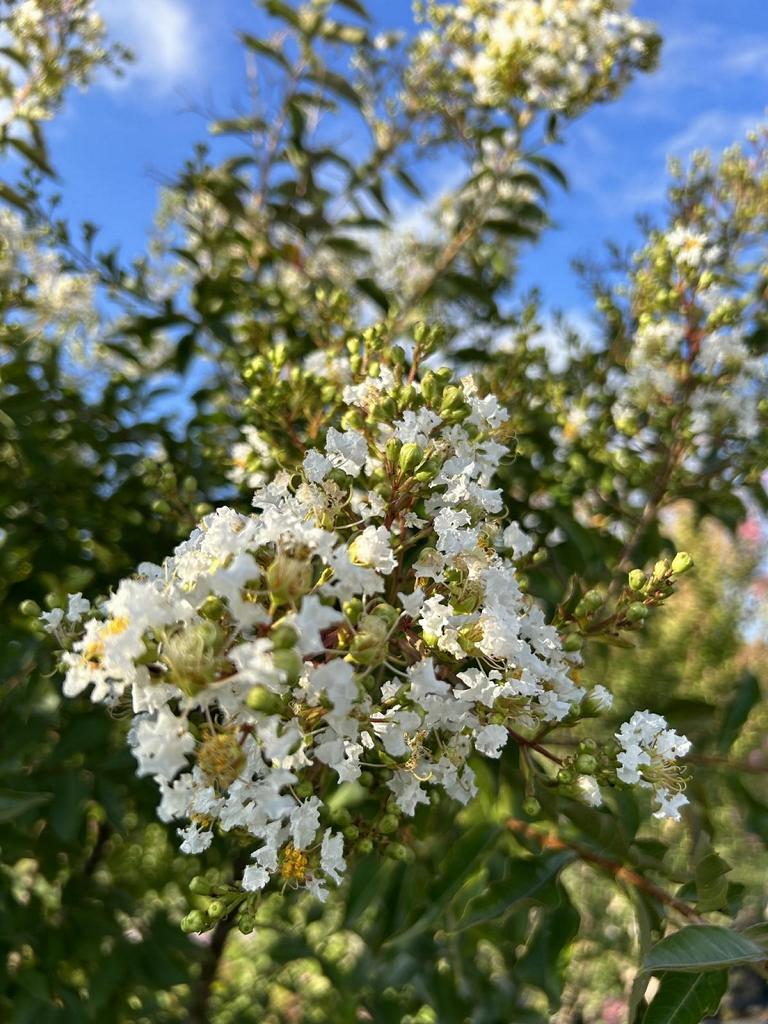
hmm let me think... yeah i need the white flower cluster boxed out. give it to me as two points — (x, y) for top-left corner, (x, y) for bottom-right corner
(616, 221), (767, 443)
(616, 711), (691, 820)
(410, 0), (657, 116)
(51, 362), (688, 901)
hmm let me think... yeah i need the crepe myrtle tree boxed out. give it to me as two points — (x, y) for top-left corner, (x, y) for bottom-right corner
(4, 1), (767, 1023)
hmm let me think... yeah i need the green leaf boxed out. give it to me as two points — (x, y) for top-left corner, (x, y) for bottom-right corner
(356, 276), (390, 312)
(717, 670), (760, 753)
(643, 926), (766, 973)
(386, 825), (501, 946)
(0, 787), (52, 822)
(454, 851), (574, 931)
(640, 970), (727, 1024)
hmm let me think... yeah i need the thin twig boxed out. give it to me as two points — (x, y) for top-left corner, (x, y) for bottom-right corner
(506, 818), (706, 924)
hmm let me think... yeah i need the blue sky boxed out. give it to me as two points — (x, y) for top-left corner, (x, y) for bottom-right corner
(50, 0), (768, 323)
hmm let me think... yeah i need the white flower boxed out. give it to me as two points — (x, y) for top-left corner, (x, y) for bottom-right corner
(474, 723), (508, 758)
(325, 427), (367, 476)
(319, 829), (346, 885)
(66, 592), (91, 622)
(303, 449), (332, 483)
(348, 525), (397, 574)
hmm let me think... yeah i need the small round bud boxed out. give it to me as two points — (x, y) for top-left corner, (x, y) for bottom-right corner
(575, 589), (603, 617)
(556, 768), (575, 785)
(355, 837), (374, 855)
(628, 569), (646, 592)
(246, 685), (284, 715)
(578, 738), (598, 754)
(378, 813), (399, 835)
(207, 899), (227, 920)
(332, 808), (352, 828)
(671, 551), (694, 575)
(19, 599), (41, 618)
(625, 602), (649, 623)
(385, 842), (409, 861)
(343, 597), (363, 624)
(270, 624), (299, 650)
(522, 797), (541, 817)
(181, 910), (207, 933)
(575, 754), (598, 775)
(189, 875), (212, 895)
(272, 648), (303, 686)
(398, 442), (424, 474)
(343, 824), (360, 841)
(294, 780), (314, 799)
(238, 914), (255, 935)
(358, 771), (374, 788)
(563, 633), (583, 652)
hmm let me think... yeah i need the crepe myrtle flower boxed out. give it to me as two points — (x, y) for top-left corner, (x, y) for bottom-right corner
(45, 351), (689, 923)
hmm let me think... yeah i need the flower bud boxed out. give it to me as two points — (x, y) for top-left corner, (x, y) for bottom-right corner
(628, 569), (646, 591)
(398, 442), (424, 474)
(267, 554), (313, 604)
(270, 623), (299, 650)
(199, 595), (226, 620)
(378, 813), (399, 834)
(651, 558), (670, 581)
(385, 842), (409, 861)
(342, 597), (363, 625)
(575, 589), (603, 617)
(246, 685), (285, 714)
(355, 837), (374, 855)
(207, 899), (227, 921)
(563, 633), (583, 652)
(180, 910), (207, 934)
(371, 602), (399, 629)
(347, 613), (389, 666)
(19, 599), (41, 618)
(556, 768), (575, 785)
(671, 551), (694, 575)
(189, 875), (212, 895)
(385, 437), (401, 464)
(575, 754), (598, 774)
(272, 648), (303, 686)
(238, 913), (255, 935)
(625, 602), (648, 623)
(522, 797), (541, 817)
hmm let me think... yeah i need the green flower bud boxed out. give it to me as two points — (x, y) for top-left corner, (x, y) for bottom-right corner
(385, 842), (409, 861)
(420, 370), (441, 404)
(347, 613), (389, 666)
(625, 602), (649, 623)
(371, 602), (399, 629)
(207, 899), (227, 921)
(19, 599), (41, 618)
(343, 824), (360, 841)
(652, 558), (670, 581)
(358, 771), (374, 788)
(575, 589), (603, 617)
(332, 808), (352, 828)
(355, 837), (374, 855)
(522, 797), (541, 817)
(575, 754), (598, 775)
(199, 595), (225, 620)
(270, 624), (299, 650)
(628, 569), (647, 591)
(189, 875), (212, 895)
(385, 437), (401, 464)
(671, 551), (694, 575)
(413, 459), (441, 483)
(343, 597), (363, 625)
(378, 813), (399, 835)
(271, 648), (303, 686)
(398, 442), (424, 474)
(556, 768), (575, 785)
(340, 409), (365, 432)
(578, 738), (598, 754)
(238, 913), (255, 935)
(563, 633), (583, 652)
(246, 685), (285, 715)
(267, 555), (313, 604)
(294, 780), (314, 799)
(181, 910), (207, 934)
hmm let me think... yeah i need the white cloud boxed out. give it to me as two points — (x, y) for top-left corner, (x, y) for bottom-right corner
(662, 110), (763, 158)
(97, 0), (201, 95)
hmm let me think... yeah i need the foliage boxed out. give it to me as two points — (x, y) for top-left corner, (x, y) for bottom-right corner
(0, 2), (766, 1023)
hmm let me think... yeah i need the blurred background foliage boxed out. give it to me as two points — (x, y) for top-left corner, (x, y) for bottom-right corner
(0, 1), (765, 1022)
